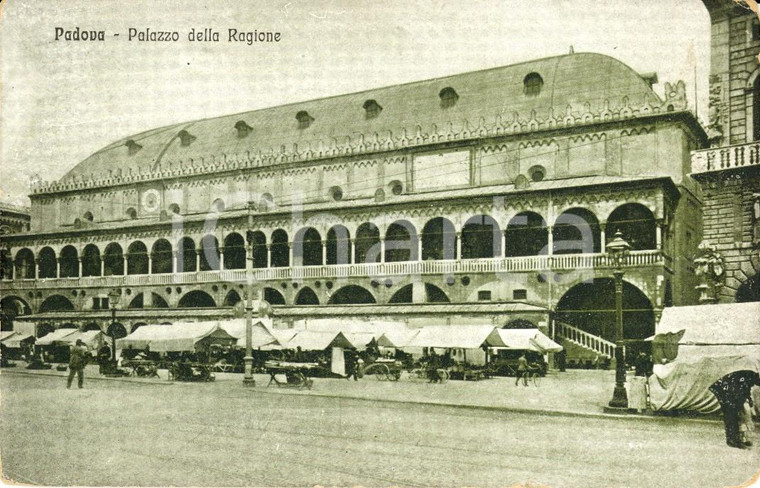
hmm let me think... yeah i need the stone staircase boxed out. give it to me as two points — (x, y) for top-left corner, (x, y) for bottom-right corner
(555, 321), (616, 367)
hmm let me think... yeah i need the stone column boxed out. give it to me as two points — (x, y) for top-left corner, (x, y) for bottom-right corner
(172, 251), (179, 274)
(122, 255), (128, 275)
(600, 223), (607, 251)
(266, 244), (272, 268)
(501, 232), (507, 258)
(56, 258), (61, 278)
(77, 257), (83, 277)
(147, 255), (152, 275)
(195, 249), (201, 272)
(456, 232), (462, 260)
(288, 243), (294, 267)
(100, 257), (105, 276)
(35, 259), (40, 280)
(380, 238), (386, 264)
(219, 247), (225, 270)
(350, 238), (356, 265)
(322, 240), (327, 265)
(655, 220), (663, 250)
(417, 237), (423, 261)
(547, 226), (554, 255)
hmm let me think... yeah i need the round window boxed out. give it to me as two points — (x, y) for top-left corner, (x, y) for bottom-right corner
(528, 165), (546, 182)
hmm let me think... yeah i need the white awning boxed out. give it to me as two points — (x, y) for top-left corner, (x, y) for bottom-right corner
(218, 318), (280, 348)
(404, 325), (507, 349)
(3, 334), (35, 348)
(284, 330), (355, 351)
(117, 322), (237, 352)
(495, 328), (563, 353)
(35, 328), (78, 346)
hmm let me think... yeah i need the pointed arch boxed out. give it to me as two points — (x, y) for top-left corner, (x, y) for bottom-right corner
(178, 290), (217, 308)
(328, 285), (376, 304)
(39, 294), (75, 313)
(0, 296), (32, 331)
(223, 290), (242, 307)
(295, 287), (319, 305)
(263, 287), (286, 305)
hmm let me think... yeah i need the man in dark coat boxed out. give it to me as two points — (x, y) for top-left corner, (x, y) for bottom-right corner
(67, 339), (89, 389)
(709, 371), (760, 449)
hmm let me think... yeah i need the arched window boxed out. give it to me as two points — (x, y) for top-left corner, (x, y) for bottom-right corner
(178, 237), (196, 273)
(524, 73), (543, 97)
(606, 204), (656, 251)
(223, 233), (245, 270)
(271, 229), (289, 268)
(422, 217), (456, 261)
(81, 244), (101, 277)
(295, 287), (320, 305)
(59, 246), (79, 278)
(355, 223), (380, 264)
(753, 75), (760, 141)
(385, 220), (418, 262)
(326, 225), (351, 265)
(553, 208), (601, 254)
(439, 87), (459, 108)
(248, 231), (267, 268)
(199, 235), (220, 271)
(38, 247), (57, 279)
(103, 243), (124, 276)
(178, 290), (216, 308)
(462, 215), (501, 259)
(14, 249), (35, 279)
(293, 227), (322, 266)
(151, 239), (173, 274)
(506, 212), (548, 257)
(126, 241), (148, 275)
(327, 285), (376, 305)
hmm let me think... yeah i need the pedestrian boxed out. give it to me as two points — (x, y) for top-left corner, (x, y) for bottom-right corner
(709, 370), (760, 449)
(515, 352), (529, 386)
(97, 343), (111, 375)
(738, 399), (754, 448)
(556, 349), (567, 372)
(67, 339), (89, 389)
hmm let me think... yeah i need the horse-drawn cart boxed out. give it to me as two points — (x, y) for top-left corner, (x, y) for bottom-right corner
(264, 360), (315, 390)
(363, 358), (402, 381)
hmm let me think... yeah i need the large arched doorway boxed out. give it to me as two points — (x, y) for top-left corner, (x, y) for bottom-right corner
(606, 204), (656, 250)
(328, 285), (376, 304)
(223, 233), (246, 270)
(107, 322), (128, 341)
(555, 278), (655, 351)
(294, 227), (323, 266)
(326, 225), (351, 265)
(263, 288), (286, 305)
(0, 296), (32, 331)
(421, 217), (456, 261)
(462, 215), (501, 259)
(506, 212), (548, 257)
(178, 290), (217, 308)
(736, 273), (760, 302)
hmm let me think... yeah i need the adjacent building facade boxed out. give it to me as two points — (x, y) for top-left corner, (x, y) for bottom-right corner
(690, 0), (760, 303)
(0, 52), (706, 361)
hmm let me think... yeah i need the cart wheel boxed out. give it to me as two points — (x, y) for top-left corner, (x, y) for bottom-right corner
(375, 364), (390, 380)
(390, 370), (401, 381)
(532, 373), (541, 387)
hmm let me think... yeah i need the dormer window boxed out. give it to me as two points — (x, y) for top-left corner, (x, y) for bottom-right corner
(363, 99), (382, 119)
(296, 111), (314, 129)
(235, 120), (252, 138)
(523, 73), (543, 97)
(439, 87), (458, 108)
(125, 139), (142, 155)
(177, 130), (196, 146)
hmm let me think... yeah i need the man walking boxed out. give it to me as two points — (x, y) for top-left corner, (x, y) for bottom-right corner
(515, 352), (529, 386)
(67, 339), (88, 389)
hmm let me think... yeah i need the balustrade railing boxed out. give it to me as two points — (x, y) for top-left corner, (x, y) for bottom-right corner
(555, 321), (616, 358)
(1, 249), (667, 289)
(691, 141), (760, 174)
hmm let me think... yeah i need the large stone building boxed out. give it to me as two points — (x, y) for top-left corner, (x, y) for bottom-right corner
(690, 0), (760, 303)
(0, 52), (706, 361)
(0, 203), (30, 237)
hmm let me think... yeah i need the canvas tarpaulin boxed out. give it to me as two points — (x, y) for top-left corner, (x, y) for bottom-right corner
(284, 330), (354, 351)
(0, 331), (16, 343)
(218, 318), (279, 348)
(59, 330), (104, 351)
(2, 334), (35, 348)
(652, 302), (760, 362)
(117, 322), (236, 352)
(649, 355), (760, 414)
(495, 329), (563, 353)
(35, 328), (78, 346)
(404, 325), (507, 349)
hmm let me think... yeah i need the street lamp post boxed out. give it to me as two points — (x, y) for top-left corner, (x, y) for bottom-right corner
(606, 230), (631, 409)
(107, 288), (121, 363)
(243, 202), (256, 387)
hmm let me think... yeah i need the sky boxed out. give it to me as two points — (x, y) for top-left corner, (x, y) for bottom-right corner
(0, 0), (712, 207)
